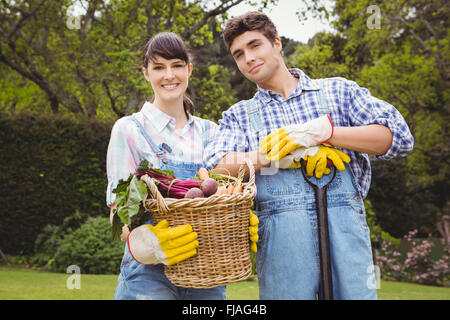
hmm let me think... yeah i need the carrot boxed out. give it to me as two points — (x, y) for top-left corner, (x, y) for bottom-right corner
(226, 184), (234, 195)
(198, 167), (209, 181)
(232, 184), (243, 194)
(215, 186), (227, 195)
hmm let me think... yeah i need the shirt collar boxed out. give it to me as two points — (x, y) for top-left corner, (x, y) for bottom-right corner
(255, 68), (320, 103)
(141, 101), (194, 133)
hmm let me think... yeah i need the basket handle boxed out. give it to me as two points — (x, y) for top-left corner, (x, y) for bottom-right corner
(140, 174), (169, 214)
(237, 158), (255, 194)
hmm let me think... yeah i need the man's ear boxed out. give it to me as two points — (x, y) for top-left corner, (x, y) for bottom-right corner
(142, 67), (150, 82)
(273, 36), (283, 55)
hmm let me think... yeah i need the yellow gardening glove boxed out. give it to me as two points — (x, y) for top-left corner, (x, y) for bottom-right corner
(249, 207), (259, 253)
(272, 146), (320, 169)
(259, 115), (333, 160)
(127, 220), (199, 266)
(305, 146), (351, 179)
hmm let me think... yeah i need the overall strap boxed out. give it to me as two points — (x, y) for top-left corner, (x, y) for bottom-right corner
(129, 116), (172, 163)
(247, 98), (263, 134)
(200, 119), (213, 149)
(316, 79), (331, 116)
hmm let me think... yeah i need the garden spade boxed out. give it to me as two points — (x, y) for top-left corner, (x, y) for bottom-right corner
(301, 162), (336, 300)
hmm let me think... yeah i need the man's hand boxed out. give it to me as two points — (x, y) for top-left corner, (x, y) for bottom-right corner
(273, 146), (320, 169)
(127, 220), (199, 266)
(305, 146), (351, 178)
(259, 115), (333, 160)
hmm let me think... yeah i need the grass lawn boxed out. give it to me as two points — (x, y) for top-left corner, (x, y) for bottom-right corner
(0, 266), (449, 300)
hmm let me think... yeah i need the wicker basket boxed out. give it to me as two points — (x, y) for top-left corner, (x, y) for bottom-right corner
(140, 158), (256, 288)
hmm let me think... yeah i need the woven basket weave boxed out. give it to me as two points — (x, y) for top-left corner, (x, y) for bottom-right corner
(140, 159), (256, 288)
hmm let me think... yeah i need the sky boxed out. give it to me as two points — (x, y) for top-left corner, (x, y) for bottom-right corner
(227, 0), (335, 43)
(68, 0), (335, 44)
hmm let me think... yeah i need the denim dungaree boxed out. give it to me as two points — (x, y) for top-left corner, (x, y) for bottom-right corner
(114, 116), (226, 300)
(250, 83), (378, 300)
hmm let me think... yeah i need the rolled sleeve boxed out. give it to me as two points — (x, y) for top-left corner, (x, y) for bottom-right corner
(106, 118), (140, 206)
(348, 81), (414, 160)
(203, 108), (248, 169)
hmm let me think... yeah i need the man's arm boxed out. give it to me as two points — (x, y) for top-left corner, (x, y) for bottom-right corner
(213, 150), (271, 178)
(328, 124), (393, 156)
(216, 124), (392, 178)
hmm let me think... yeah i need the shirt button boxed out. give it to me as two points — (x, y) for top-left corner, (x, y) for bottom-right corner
(354, 196), (360, 201)
(359, 209), (363, 214)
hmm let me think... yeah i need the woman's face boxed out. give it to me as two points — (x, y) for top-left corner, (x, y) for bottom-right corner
(143, 55), (192, 104)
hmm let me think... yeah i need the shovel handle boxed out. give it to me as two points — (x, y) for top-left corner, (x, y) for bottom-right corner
(300, 165), (336, 300)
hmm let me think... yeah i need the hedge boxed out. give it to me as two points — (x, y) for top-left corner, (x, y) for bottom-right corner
(0, 112), (114, 254)
(33, 214), (125, 274)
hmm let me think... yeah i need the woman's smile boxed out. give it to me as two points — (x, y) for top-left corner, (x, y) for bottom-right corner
(161, 83), (180, 90)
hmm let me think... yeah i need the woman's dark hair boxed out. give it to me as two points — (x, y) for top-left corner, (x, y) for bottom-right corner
(223, 11), (278, 52)
(142, 32), (195, 115)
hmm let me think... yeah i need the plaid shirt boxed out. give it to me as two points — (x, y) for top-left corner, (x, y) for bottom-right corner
(203, 68), (414, 198)
(106, 101), (217, 205)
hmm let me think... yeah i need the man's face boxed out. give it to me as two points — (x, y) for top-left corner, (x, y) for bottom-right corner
(229, 30), (283, 85)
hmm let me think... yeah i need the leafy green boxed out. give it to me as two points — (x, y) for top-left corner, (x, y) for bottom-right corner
(111, 174), (147, 240)
(135, 158), (175, 178)
(110, 159), (178, 240)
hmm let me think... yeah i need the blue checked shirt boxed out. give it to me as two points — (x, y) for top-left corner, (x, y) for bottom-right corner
(203, 68), (414, 198)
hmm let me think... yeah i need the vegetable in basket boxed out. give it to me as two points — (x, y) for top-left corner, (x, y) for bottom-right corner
(111, 160), (246, 240)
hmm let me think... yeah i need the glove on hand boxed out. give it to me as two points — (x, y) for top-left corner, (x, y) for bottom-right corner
(127, 220), (198, 266)
(249, 208), (259, 253)
(274, 146), (320, 169)
(259, 115), (334, 160)
(305, 146), (351, 178)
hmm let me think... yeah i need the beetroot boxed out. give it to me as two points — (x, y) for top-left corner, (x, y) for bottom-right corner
(184, 187), (205, 198)
(200, 178), (218, 196)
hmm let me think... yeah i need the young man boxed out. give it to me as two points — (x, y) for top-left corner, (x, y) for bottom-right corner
(203, 11), (414, 300)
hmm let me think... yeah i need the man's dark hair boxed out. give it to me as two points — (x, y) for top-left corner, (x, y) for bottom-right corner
(223, 11), (279, 52)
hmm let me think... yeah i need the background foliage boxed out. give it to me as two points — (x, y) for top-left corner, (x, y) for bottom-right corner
(0, 112), (111, 254)
(0, 0), (448, 258)
(33, 215), (125, 274)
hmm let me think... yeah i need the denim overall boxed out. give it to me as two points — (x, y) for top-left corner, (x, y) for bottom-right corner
(114, 116), (226, 300)
(250, 84), (378, 300)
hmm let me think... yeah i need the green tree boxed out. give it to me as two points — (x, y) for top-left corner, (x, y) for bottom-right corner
(0, 0), (276, 119)
(294, 0), (449, 235)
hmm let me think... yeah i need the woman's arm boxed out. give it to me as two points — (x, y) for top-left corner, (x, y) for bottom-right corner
(328, 124), (393, 156)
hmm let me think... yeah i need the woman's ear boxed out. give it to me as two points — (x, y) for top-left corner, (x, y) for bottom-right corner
(188, 63), (193, 77)
(142, 67), (150, 82)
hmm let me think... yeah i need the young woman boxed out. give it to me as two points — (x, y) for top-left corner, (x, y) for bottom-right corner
(106, 32), (225, 300)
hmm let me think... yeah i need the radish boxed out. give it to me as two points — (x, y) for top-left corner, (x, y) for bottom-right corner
(184, 187), (205, 198)
(200, 178), (218, 196)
